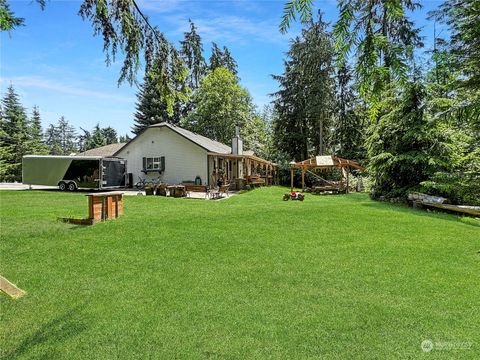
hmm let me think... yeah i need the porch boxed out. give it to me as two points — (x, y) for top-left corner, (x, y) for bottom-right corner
(207, 153), (277, 190)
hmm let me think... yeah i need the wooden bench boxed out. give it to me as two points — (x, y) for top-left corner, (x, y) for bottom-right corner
(312, 185), (344, 194)
(183, 184), (209, 199)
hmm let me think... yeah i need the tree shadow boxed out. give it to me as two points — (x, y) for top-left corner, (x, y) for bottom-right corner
(3, 303), (88, 359)
(360, 200), (480, 227)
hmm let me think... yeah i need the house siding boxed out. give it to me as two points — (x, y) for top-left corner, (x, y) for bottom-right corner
(116, 127), (209, 185)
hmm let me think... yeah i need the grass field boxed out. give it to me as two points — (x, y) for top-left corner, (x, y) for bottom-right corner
(1, 187), (479, 359)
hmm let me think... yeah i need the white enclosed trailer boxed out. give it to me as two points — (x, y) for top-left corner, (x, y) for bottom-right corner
(22, 155), (127, 191)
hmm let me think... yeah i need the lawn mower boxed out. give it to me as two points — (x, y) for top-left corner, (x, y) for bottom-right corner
(283, 191), (305, 201)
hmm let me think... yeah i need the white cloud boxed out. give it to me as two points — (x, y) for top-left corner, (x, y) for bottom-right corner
(165, 13), (295, 46)
(1, 76), (134, 104)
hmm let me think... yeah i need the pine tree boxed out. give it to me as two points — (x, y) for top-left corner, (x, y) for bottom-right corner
(57, 116), (77, 154)
(333, 65), (366, 160)
(45, 116), (76, 155)
(222, 46), (238, 76)
(77, 127), (90, 152)
(367, 81), (444, 199)
(272, 13), (335, 160)
(133, 41), (189, 134)
(208, 42), (238, 76)
(102, 126), (118, 145)
(209, 42), (224, 71)
(180, 19), (206, 90)
(88, 123), (106, 149)
(25, 106), (48, 155)
(132, 73), (172, 134)
(119, 134), (131, 143)
(44, 123), (63, 155)
(0, 85), (29, 181)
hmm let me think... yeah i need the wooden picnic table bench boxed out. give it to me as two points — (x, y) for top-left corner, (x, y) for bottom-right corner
(183, 184), (209, 199)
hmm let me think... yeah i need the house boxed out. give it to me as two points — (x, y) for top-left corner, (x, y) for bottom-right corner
(113, 122), (277, 189)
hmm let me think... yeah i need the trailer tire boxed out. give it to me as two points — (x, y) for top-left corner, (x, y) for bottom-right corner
(58, 181), (67, 191)
(67, 182), (77, 192)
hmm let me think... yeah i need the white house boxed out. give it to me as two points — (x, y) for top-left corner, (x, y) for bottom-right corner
(112, 122), (277, 188)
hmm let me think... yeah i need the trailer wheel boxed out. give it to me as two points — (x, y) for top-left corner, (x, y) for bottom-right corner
(67, 182), (77, 192)
(58, 181), (67, 191)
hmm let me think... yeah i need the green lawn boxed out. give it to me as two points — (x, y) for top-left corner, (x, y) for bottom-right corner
(1, 187), (479, 359)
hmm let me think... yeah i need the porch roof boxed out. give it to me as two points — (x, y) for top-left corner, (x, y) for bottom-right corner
(207, 152), (277, 167)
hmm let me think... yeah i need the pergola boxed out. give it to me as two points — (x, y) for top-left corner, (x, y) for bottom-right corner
(289, 155), (364, 192)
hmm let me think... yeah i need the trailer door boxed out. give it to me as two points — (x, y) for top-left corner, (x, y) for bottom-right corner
(102, 159), (126, 188)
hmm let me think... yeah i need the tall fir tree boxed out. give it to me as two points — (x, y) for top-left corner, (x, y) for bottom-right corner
(209, 42), (224, 71)
(102, 126), (118, 145)
(0, 85), (29, 181)
(333, 65), (365, 160)
(45, 116), (77, 155)
(208, 42), (238, 76)
(133, 41), (189, 134)
(272, 13), (335, 160)
(367, 81), (445, 199)
(25, 105), (48, 155)
(44, 123), (63, 155)
(132, 73), (172, 134)
(180, 19), (206, 90)
(221, 46), (238, 76)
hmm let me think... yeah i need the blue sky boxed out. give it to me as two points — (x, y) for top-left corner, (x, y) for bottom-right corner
(1, 0), (443, 137)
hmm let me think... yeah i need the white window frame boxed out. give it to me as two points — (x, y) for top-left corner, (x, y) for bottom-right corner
(145, 157), (161, 170)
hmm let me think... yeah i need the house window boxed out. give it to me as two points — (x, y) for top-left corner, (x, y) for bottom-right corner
(146, 157), (161, 170)
(143, 156), (165, 172)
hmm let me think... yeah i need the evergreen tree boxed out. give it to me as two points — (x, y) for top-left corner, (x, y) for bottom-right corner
(102, 126), (118, 145)
(132, 73), (172, 134)
(333, 65), (366, 160)
(367, 81), (445, 199)
(222, 46), (238, 76)
(119, 134), (131, 143)
(77, 128), (91, 152)
(25, 105), (48, 154)
(333, 0), (423, 108)
(133, 41), (189, 134)
(209, 42), (224, 71)
(208, 42), (238, 76)
(0, 0), (25, 32)
(57, 116), (77, 154)
(180, 19), (206, 90)
(89, 123), (106, 149)
(272, 14), (335, 160)
(45, 116), (76, 155)
(0, 85), (29, 181)
(44, 123), (63, 155)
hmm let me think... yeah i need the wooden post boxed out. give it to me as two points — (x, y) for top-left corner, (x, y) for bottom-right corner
(301, 167), (305, 192)
(290, 167), (294, 192)
(346, 167), (350, 194)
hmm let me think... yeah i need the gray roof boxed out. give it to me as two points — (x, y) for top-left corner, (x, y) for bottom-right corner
(78, 143), (126, 157)
(149, 122), (231, 154)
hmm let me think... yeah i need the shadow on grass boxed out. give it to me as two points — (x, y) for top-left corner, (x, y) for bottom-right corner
(3, 303), (88, 359)
(361, 199), (480, 227)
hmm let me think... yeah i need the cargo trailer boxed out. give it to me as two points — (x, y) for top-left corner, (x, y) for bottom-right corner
(22, 155), (127, 191)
